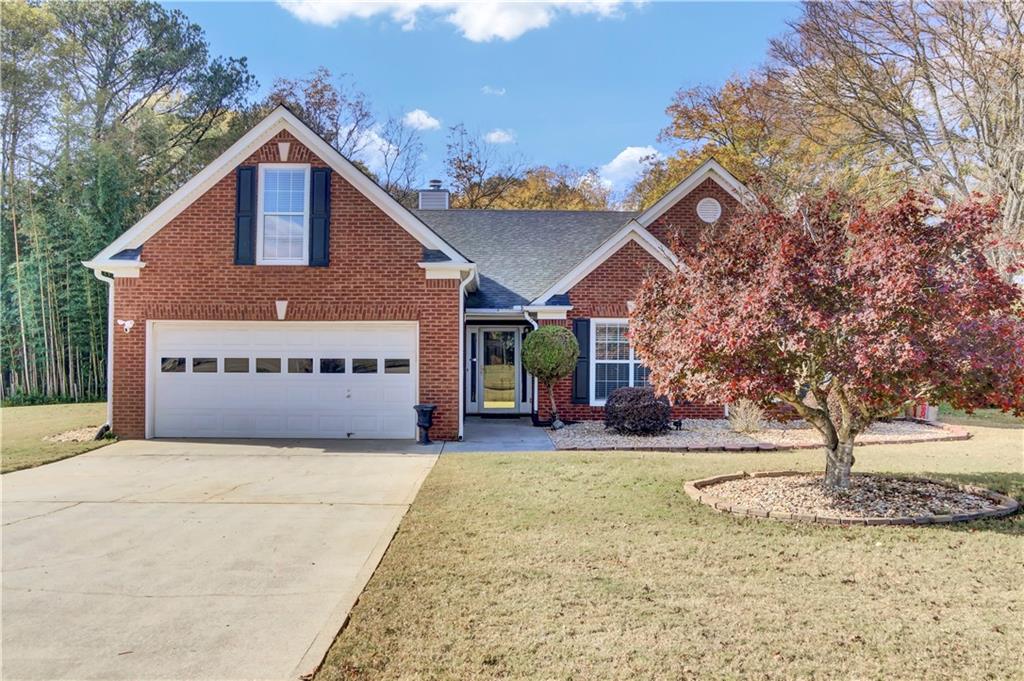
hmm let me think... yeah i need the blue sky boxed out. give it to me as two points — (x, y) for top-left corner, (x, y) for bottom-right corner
(166, 1), (800, 195)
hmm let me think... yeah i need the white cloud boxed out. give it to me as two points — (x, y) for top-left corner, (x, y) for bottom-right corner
(481, 85), (507, 96)
(483, 128), (516, 144)
(276, 1), (632, 42)
(599, 145), (661, 191)
(402, 108), (441, 130)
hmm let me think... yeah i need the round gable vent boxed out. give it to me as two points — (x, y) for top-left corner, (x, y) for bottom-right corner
(696, 197), (722, 223)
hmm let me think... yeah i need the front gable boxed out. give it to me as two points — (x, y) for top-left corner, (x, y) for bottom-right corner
(113, 129), (466, 325)
(567, 239), (668, 318)
(530, 160), (750, 310)
(530, 222), (675, 307)
(636, 159), (750, 248)
(85, 106), (468, 274)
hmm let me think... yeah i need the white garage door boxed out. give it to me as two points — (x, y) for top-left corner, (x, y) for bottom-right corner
(151, 322), (417, 439)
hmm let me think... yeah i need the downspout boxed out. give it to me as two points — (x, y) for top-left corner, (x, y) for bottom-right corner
(457, 271), (473, 441)
(92, 269), (115, 429)
(523, 311), (539, 421)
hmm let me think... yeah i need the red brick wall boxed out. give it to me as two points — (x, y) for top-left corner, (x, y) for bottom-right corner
(111, 130), (461, 439)
(535, 240), (724, 423)
(647, 177), (740, 251)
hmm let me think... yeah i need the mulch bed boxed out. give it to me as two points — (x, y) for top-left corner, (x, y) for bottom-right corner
(550, 418), (969, 452)
(685, 471), (1019, 526)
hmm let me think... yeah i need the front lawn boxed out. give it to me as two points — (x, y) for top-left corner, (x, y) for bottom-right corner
(1, 402), (110, 473)
(317, 424), (1023, 680)
(939, 404), (1023, 428)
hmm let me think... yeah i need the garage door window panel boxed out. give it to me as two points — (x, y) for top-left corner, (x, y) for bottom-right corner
(319, 358), (346, 374)
(257, 164), (310, 265)
(353, 359), (378, 374)
(224, 357), (250, 373)
(161, 357), (186, 373)
(384, 359), (410, 374)
(192, 357), (218, 373)
(288, 358), (313, 374)
(256, 358), (281, 373)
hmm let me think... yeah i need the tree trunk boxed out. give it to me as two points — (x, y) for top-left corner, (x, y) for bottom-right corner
(823, 440), (855, 490)
(547, 383), (564, 430)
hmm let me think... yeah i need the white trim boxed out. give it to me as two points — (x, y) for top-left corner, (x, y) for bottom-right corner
(418, 262), (476, 282)
(256, 163), (310, 265)
(87, 106), (468, 266)
(526, 307), (571, 321)
(458, 272), (473, 440)
(81, 259), (145, 278)
(531, 221), (677, 306)
(588, 318), (646, 407)
(635, 158), (751, 229)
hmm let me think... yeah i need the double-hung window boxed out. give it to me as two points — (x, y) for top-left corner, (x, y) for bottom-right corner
(591, 319), (650, 405)
(257, 164), (310, 265)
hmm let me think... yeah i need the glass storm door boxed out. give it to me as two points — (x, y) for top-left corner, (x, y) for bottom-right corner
(481, 330), (518, 412)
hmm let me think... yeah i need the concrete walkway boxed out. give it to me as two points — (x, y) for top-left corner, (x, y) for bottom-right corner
(1, 440), (437, 681)
(442, 416), (555, 452)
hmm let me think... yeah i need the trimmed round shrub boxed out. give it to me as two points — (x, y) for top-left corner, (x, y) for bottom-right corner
(604, 387), (671, 435)
(522, 325), (579, 428)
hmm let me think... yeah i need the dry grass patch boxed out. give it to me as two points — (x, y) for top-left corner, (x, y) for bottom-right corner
(1, 402), (110, 473)
(317, 424), (1022, 681)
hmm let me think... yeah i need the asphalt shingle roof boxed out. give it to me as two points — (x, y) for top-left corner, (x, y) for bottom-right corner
(415, 209), (637, 308)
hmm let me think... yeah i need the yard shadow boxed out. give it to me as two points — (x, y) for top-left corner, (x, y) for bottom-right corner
(923, 471), (1024, 536)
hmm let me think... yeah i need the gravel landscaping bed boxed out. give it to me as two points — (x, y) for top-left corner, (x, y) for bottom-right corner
(42, 426), (101, 443)
(708, 474), (1000, 518)
(550, 418), (966, 451)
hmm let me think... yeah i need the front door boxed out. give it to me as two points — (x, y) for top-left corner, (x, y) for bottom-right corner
(481, 329), (518, 412)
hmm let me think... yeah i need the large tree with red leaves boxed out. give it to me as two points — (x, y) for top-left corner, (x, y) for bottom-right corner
(631, 191), (1024, 490)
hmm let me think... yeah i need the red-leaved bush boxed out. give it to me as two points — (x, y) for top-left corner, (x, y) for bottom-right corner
(631, 190), (1024, 489)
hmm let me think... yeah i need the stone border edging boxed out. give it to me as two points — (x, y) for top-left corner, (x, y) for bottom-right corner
(683, 471), (1020, 526)
(556, 421), (970, 453)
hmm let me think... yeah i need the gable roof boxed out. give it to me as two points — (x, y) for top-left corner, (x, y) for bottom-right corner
(416, 209), (637, 309)
(530, 219), (678, 306)
(635, 158), (751, 228)
(85, 106), (469, 270)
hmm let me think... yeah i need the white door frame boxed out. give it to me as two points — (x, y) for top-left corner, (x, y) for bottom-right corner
(145, 320), (420, 439)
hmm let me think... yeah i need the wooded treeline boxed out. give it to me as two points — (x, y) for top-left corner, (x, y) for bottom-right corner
(2, 0), (1020, 404)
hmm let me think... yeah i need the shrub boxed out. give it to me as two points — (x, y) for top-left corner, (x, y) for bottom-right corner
(728, 398), (765, 433)
(604, 387), (671, 435)
(521, 325), (579, 429)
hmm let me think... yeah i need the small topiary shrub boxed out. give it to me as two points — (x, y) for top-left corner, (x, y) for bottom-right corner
(604, 387), (671, 435)
(521, 325), (579, 429)
(728, 398), (765, 433)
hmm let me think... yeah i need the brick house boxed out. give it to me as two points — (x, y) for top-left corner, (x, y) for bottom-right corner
(85, 106), (749, 441)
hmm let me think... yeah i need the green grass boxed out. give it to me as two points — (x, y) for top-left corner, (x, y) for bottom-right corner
(939, 404), (1024, 428)
(317, 424), (1024, 680)
(1, 402), (111, 473)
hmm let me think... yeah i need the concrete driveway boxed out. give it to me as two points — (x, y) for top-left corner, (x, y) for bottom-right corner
(2, 439), (438, 681)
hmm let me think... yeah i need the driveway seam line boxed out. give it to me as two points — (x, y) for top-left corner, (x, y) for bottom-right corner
(2, 501), (82, 527)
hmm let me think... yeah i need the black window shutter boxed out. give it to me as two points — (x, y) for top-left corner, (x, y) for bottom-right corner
(234, 166), (257, 265)
(309, 167), (331, 267)
(571, 318), (590, 404)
